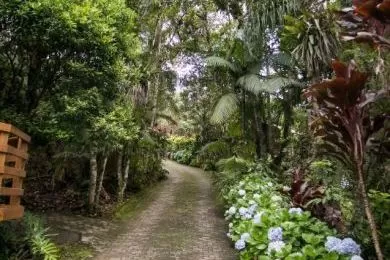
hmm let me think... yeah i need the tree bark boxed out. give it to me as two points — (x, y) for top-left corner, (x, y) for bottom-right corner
(88, 151), (98, 210)
(118, 157), (130, 203)
(95, 153), (108, 205)
(354, 122), (383, 260)
(117, 150), (124, 202)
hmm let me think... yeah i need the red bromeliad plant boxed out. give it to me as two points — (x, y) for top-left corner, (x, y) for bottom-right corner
(304, 60), (388, 260)
(290, 167), (346, 233)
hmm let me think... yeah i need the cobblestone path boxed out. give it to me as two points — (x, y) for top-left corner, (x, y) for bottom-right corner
(96, 160), (236, 260)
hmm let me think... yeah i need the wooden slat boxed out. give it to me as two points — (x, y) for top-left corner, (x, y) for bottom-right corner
(0, 145), (28, 159)
(0, 123), (31, 143)
(0, 187), (24, 196)
(0, 206), (24, 221)
(0, 166), (26, 178)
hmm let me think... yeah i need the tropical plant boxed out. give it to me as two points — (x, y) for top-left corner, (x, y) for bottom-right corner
(304, 60), (389, 259)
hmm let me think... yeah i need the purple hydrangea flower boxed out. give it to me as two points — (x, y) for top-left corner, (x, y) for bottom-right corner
(248, 204), (257, 215)
(325, 236), (342, 252)
(268, 227), (283, 242)
(337, 238), (361, 255)
(235, 239), (246, 250)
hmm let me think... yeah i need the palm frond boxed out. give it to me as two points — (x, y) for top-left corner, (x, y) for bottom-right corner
(205, 56), (240, 73)
(238, 75), (301, 95)
(211, 93), (239, 124)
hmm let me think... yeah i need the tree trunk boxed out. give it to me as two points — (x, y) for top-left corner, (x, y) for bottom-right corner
(357, 163), (383, 260)
(95, 153), (108, 205)
(117, 150), (124, 202)
(253, 105), (263, 159)
(150, 74), (160, 128)
(118, 157), (130, 203)
(354, 122), (383, 260)
(88, 151), (98, 210)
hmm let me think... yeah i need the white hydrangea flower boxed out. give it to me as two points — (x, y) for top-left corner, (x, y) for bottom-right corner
(253, 194), (260, 199)
(351, 256), (363, 260)
(267, 241), (285, 254)
(229, 223), (233, 228)
(238, 189), (246, 196)
(288, 207), (303, 215)
(271, 195), (282, 202)
(267, 182), (273, 187)
(253, 212), (263, 225)
(228, 206), (237, 215)
(249, 200), (256, 205)
(240, 233), (251, 241)
(227, 232), (231, 238)
(239, 207), (248, 216)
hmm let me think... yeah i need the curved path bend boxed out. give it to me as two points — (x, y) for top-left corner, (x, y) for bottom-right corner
(97, 160), (236, 260)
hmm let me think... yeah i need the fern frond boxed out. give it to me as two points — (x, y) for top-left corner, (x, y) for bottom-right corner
(216, 156), (252, 173)
(211, 93), (239, 124)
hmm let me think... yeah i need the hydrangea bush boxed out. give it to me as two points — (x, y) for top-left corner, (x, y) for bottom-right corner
(223, 172), (363, 259)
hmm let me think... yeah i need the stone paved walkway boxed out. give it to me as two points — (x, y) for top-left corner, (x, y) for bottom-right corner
(95, 160), (236, 260)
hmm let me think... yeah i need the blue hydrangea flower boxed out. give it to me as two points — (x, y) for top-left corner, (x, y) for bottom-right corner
(240, 232), (251, 241)
(267, 241), (285, 254)
(238, 189), (246, 196)
(337, 238), (361, 255)
(228, 206), (237, 215)
(268, 227), (283, 242)
(351, 256), (363, 260)
(325, 236), (342, 252)
(235, 239), (246, 250)
(239, 207), (248, 216)
(288, 207), (303, 215)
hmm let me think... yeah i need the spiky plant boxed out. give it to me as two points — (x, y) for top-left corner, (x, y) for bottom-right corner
(304, 60), (389, 260)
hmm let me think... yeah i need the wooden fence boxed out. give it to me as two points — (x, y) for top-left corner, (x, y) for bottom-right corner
(0, 123), (30, 221)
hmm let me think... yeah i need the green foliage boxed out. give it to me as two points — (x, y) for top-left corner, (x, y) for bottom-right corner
(23, 213), (59, 260)
(220, 168), (358, 260)
(369, 191), (390, 256)
(0, 212), (59, 260)
(281, 12), (340, 77)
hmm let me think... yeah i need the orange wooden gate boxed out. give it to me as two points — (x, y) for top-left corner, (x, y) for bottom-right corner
(0, 123), (30, 221)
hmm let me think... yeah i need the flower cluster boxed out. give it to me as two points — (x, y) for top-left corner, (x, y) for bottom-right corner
(325, 236), (361, 256)
(268, 227), (283, 242)
(288, 207), (303, 215)
(222, 172), (363, 259)
(267, 227), (285, 254)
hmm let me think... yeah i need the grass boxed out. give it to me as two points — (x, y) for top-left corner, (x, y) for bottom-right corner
(114, 182), (165, 221)
(59, 243), (94, 260)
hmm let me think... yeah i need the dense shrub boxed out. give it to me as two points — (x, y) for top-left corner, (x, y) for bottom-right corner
(220, 168), (364, 259)
(167, 135), (197, 165)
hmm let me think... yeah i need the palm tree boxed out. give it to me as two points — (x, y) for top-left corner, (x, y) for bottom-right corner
(205, 53), (303, 160)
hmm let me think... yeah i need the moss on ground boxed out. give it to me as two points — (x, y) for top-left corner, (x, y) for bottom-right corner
(59, 243), (94, 260)
(114, 182), (165, 221)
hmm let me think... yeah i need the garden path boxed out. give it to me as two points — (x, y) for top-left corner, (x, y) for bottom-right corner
(95, 160), (236, 260)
